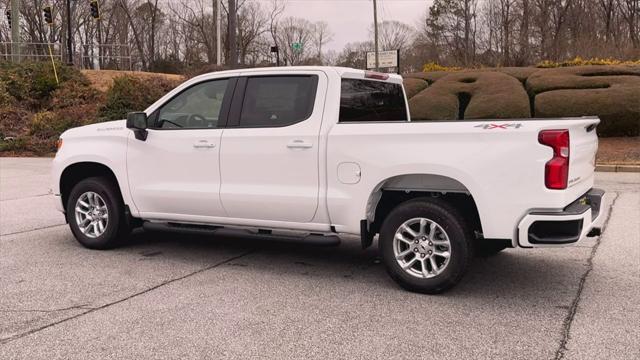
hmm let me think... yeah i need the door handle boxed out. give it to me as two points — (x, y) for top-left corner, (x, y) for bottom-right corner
(193, 140), (216, 149)
(287, 140), (313, 149)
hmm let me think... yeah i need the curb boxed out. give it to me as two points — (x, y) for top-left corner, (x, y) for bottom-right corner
(595, 164), (640, 173)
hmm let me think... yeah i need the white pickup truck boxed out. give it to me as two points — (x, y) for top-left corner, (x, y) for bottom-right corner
(52, 66), (606, 293)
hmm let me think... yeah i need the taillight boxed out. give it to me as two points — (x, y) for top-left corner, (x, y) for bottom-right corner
(539, 130), (570, 189)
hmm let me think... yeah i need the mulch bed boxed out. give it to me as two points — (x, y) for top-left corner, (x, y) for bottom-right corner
(596, 137), (640, 165)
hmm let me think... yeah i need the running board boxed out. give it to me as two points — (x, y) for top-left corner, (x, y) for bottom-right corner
(142, 222), (340, 246)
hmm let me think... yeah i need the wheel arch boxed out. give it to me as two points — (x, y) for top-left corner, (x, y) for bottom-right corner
(59, 162), (124, 210)
(365, 174), (484, 241)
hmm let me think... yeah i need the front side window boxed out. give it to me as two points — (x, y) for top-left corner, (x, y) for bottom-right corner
(339, 79), (407, 122)
(238, 75), (318, 127)
(155, 79), (229, 129)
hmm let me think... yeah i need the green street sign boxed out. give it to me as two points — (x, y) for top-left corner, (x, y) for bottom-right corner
(291, 42), (302, 51)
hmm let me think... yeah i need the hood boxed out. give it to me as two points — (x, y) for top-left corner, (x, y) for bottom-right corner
(61, 120), (128, 139)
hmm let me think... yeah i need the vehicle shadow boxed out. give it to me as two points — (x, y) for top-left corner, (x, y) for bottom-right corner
(121, 228), (590, 300)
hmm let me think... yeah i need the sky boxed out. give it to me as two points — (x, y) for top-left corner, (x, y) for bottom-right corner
(261, 0), (431, 51)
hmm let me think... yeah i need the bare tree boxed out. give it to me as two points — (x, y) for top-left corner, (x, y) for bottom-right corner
(374, 20), (414, 52)
(313, 21), (332, 64)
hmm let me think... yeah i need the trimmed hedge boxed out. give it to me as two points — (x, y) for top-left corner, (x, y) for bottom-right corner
(404, 64), (640, 136)
(407, 71), (531, 120)
(526, 65), (640, 136)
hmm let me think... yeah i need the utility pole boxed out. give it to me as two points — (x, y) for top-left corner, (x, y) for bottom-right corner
(65, 0), (73, 65)
(372, 0), (379, 70)
(228, 0), (238, 67)
(215, 0), (221, 65)
(10, 0), (19, 62)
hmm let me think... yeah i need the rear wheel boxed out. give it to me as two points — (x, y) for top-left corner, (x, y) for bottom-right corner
(66, 177), (129, 249)
(379, 197), (473, 294)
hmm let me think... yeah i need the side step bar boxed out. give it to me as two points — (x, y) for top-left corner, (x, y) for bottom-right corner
(142, 222), (341, 246)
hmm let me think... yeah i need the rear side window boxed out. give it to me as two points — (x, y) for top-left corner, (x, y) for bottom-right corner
(339, 79), (407, 122)
(239, 75), (318, 127)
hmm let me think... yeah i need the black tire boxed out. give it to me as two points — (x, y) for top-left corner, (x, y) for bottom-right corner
(65, 177), (130, 250)
(474, 241), (509, 257)
(379, 197), (473, 294)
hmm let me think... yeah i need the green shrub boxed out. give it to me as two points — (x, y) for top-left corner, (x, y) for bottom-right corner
(99, 75), (180, 121)
(422, 62), (461, 72)
(0, 61), (87, 110)
(0, 107), (34, 154)
(0, 107), (31, 140)
(0, 62), (100, 155)
(537, 57), (640, 68)
(0, 79), (13, 107)
(50, 79), (103, 110)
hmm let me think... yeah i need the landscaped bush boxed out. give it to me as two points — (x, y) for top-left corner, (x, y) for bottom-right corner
(0, 61), (86, 110)
(98, 75), (181, 121)
(407, 71), (531, 120)
(403, 78), (429, 99)
(404, 64), (640, 136)
(0, 62), (104, 155)
(0, 107), (33, 153)
(526, 65), (640, 136)
(0, 62), (186, 155)
(422, 62), (461, 72)
(0, 80), (13, 107)
(537, 57), (640, 68)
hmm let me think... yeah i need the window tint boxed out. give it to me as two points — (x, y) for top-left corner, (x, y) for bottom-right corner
(155, 79), (229, 129)
(339, 79), (407, 122)
(239, 76), (318, 127)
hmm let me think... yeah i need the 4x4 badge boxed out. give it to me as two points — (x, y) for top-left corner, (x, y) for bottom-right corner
(475, 123), (523, 129)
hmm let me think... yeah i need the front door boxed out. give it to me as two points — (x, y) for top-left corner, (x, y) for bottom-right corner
(220, 72), (326, 223)
(127, 78), (234, 219)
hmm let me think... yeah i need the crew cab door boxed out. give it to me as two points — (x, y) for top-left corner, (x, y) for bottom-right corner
(219, 71), (327, 222)
(127, 78), (235, 219)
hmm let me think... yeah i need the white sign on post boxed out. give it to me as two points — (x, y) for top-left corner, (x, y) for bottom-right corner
(366, 50), (398, 69)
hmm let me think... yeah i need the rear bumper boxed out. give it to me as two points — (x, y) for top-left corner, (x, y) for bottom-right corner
(517, 188), (606, 247)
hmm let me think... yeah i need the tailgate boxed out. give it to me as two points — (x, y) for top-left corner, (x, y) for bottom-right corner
(568, 118), (599, 189)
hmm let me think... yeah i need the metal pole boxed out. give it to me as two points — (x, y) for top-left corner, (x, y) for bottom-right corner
(66, 0), (73, 65)
(373, 0), (379, 70)
(228, 0), (238, 67)
(97, 19), (102, 69)
(216, 0), (221, 65)
(10, 0), (19, 62)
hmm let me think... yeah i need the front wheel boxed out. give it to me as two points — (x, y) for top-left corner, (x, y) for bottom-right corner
(66, 177), (130, 249)
(379, 198), (473, 294)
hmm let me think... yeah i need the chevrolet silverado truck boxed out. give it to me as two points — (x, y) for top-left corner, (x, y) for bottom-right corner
(51, 66), (606, 293)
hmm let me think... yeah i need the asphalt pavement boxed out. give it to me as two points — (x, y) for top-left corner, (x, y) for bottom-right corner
(1, 157), (638, 359)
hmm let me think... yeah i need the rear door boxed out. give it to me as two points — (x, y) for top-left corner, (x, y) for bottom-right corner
(219, 71), (327, 222)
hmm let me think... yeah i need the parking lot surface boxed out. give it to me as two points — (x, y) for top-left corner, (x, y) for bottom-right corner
(1, 157), (638, 359)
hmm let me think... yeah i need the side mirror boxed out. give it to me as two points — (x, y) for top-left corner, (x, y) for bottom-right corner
(126, 112), (148, 141)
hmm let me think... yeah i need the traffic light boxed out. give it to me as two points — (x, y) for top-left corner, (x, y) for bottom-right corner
(89, 0), (100, 19)
(5, 9), (10, 28)
(43, 6), (53, 25)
